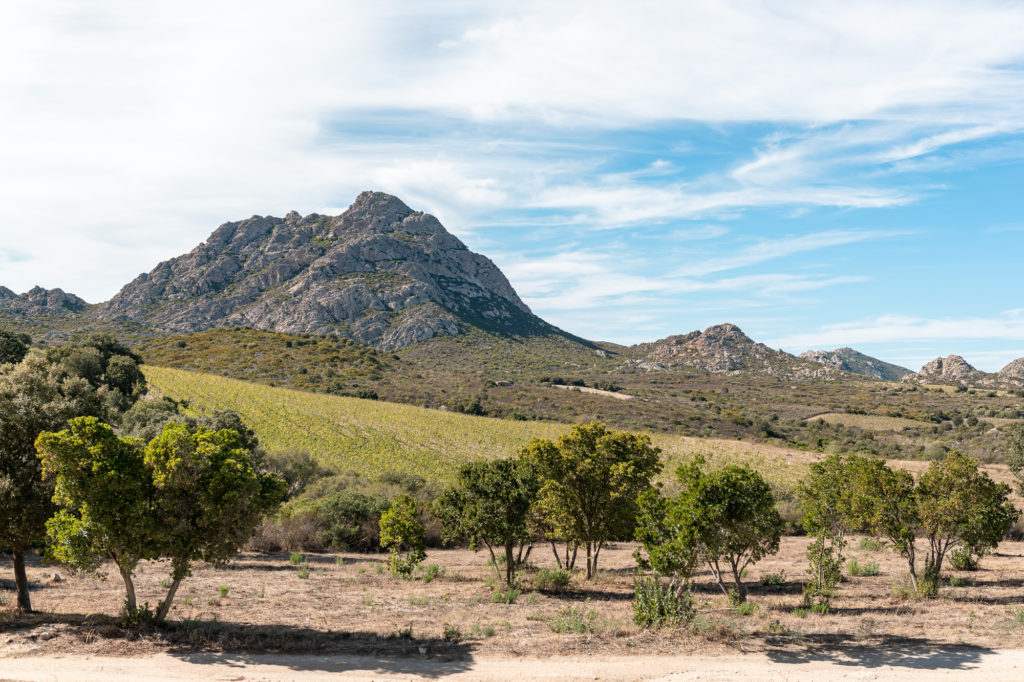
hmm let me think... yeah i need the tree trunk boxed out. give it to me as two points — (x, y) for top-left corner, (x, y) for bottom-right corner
(504, 543), (515, 587)
(12, 546), (32, 613)
(592, 542), (603, 577)
(154, 577), (183, 623)
(550, 540), (563, 569)
(568, 543), (578, 570)
(585, 542), (593, 580)
(118, 564), (138, 611)
(730, 560), (747, 601)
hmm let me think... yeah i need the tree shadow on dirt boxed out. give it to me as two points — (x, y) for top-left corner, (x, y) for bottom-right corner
(764, 633), (991, 671)
(165, 621), (476, 678)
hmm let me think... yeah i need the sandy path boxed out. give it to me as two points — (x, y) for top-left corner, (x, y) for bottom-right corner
(3, 649), (1024, 681)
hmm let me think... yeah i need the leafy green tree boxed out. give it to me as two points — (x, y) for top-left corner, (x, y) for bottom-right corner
(0, 354), (107, 611)
(798, 455), (855, 606)
(36, 417), (157, 612)
(143, 422), (286, 621)
(915, 450), (1018, 595)
(0, 331), (30, 365)
(523, 422), (662, 579)
(45, 333), (147, 412)
(635, 457), (782, 603)
(677, 458), (782, 602)
(435, 457), (540, 586)
(379, 493), (426, 577)
(1006, 423), (1024, 496)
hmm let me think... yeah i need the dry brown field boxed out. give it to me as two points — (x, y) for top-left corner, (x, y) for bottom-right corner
(3, 536), (1024, 666)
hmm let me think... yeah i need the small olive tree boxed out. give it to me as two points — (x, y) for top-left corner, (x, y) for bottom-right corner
(799, 455), (855, 606)
(523, 422), (662, 579)
(435, 457), (539, 586)
(379, 493), (426, 577)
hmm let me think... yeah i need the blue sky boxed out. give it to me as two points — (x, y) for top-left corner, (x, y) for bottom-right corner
(3, 1), (1024, 370)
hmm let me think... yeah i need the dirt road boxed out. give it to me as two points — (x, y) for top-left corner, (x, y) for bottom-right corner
(3, 649), (1024, 682)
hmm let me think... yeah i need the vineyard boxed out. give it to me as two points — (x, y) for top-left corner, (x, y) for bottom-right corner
(144, 366), (813, 492)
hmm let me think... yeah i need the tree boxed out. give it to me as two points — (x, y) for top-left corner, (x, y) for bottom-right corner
(523, 422), (662, 579)
(676, 458), (782, 602)
(36, 417), (157, 613)
(798, 455), (855, 606)
(0, 331), (30, 365)
(435, 457), (539, 586)
(379, 493), (426, 577)
(37, 417), (285, 622)
(45, 333), (147, 412)
(0, 354), (106, 611)
(634, 457), (782, 603)
(143, 422), (285, 621)
(915, 450), (1018, 595)
(1006, 423), (1024, 496)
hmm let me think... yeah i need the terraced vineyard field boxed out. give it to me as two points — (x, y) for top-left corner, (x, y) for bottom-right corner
(144, 366), (816, 495)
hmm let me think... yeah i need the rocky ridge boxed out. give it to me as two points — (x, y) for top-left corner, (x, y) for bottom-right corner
(630, 323), (843, 379)
(799, 347), (912, 381)
(94, 192), (564, 350)
(903, 354), (1024, 389)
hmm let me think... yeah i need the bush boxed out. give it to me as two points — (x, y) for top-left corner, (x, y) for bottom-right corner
(847, 559), (879, 577)
(632, 574), (694, 629)
(950, 548), (979, 571)
(760, 570), (786, 586)
(533, 567), (572, 592)
(550, 606), (598, 634)
(379, 494), (426, 578)
(491, 588), (521, 604)
(289, 551), (303, 565)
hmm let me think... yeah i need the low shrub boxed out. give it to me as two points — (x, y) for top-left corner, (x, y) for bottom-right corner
(632, 574), (694, 629)
(533, 567), (572, 592)
(950, 548), (979, 571)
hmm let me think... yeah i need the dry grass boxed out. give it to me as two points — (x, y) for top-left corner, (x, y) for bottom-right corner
(4, 537), (1024, 660)
(810, 413), (929, 432)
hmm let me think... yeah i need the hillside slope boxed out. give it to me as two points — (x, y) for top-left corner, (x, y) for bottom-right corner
(799, 347), (912, 381)
(98, 191), (575, 350)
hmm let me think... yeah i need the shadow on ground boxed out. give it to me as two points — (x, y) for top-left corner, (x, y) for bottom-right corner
(765, 633), (992, 671)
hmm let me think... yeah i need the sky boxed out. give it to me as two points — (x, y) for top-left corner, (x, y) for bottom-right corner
(3, 1), (1024, 372)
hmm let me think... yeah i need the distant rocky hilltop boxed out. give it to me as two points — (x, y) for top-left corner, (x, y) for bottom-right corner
(799, 347), (912, 381)
(630, 323), (843, 379)
(90, 192), (567, 349)
(0, 286), (88, 313)
(902, 354), (1024, 389)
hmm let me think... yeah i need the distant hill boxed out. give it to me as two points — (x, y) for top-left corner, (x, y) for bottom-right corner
(629, 323), (843, 379)
(903, 354), (1024, 389)
(799, 347), (912, 381)
(94, 191), (579, 350)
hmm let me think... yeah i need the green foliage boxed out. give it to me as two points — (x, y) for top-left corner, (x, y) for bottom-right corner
(524, 422), (662, 579)
(533, 567), (572, 591)
(289, 551), (303, 565)
(379, 493), (426, 577)
(846, 559), (879, 577)
(950, 548), (980, 571)
(1007, 423), (1024, 496)
(760, 570), (786, 586)
(736, 602), (758, 616)
(263, 449), (335, 499)
(217, 585), (230, 597)
(631, 573), (694, 629)
(435, 457), (539, 586)
(46, 333), (146, 412)
(549, 606), (599, 634)
(421, 563), (444, 583)
(491, 588), (521, 604)
(799, 455), (855, 606)
(118, 600), (155, 628)
(296, 565), (310, 579)
(0, 330), (29, 365)
(37, 416), (283, 622)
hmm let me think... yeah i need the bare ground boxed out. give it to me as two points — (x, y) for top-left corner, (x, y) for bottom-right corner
(3, 538), (1024, 679)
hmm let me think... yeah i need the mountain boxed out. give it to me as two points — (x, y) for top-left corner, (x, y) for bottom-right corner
(799, 347), (912, 381)
(94, 191), (572, 350)
(999, 358), (1024, 382)
(629, 323), (842, 378)
(0, 286), (88, 313)
(904, 355), (986, 385)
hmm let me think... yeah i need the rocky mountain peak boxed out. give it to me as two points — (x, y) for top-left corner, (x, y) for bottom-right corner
(630, 323), (840, 378)
(799, 347), (912, 381)
(998, 358), (1024, 380)
(94, 191), (557, 349)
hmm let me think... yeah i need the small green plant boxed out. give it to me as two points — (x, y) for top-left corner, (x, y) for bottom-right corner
(534, 567), (572, 591)
(297, 565), (310, 579)
(550, 606), (598, 634)
(408, 595), (429, 607)
(159, 578), (172, 589)
(256, 585), (265, 598)
(119, 600), (155, 628)
(736, 602), (758, 616)
(375, 563), (384, 575)
(767, 619), (785, 634)
(289, 551), (303, 565)
(181, 595), (194, 606)
(631, 574), (693, 629)
(810, 602), (829, 615)
(379, 494), (427, 578)
(217, 584), (230, 597)
(857, 537), (884, 551)
(335, 556), (345, 567)
(1010, 607), (1024, 625)
(491, 588), (521, 604)
(443, 624), (461, 641)
(482, 623), (496, 637)
(950, 548), (980, 571)
(847, 559), (880, 577)
(760, 570), (785, 586)
(793, 607), (809, 618)
(948, 575), (964, 587)
(421, 563), (445, 584)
